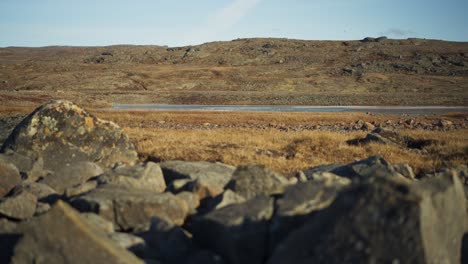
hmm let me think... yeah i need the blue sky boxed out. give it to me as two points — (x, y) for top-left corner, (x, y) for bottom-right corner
(1, 0), (467, 47)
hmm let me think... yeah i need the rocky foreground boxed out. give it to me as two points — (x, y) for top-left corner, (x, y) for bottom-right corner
(0, 101), (467, 264)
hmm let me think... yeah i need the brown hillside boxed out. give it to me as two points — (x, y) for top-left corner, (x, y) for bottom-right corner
(0, 37), (467, 106)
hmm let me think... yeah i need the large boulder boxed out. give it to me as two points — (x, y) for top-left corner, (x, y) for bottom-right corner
(0, 161), (21, 198)
(161, 161), (235, 197)
(191, 195), (274, 264)
(71, 185), (189, 232)
(9, 201), (143, 264)
(268, 173), (466, 264)
(225, 165), (290, 200)
(97, 162), (166, 193)
(270, 177), (351, 251)
(0, 100), (138, 174)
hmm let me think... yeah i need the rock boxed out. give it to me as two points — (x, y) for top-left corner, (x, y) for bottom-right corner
(0, 190), (37, 220)
(437, 119), (453, 129)
(40, 161), (103, 193)
(362, 121), (375, 131)
(64, 180), (98, 198)
(144, 216), (193, 263)
(226, 165), (290, 199)
(0, 100), (138, 174)
(303, 163), (342, 177)
(348, 127), (408, 147)
(330, 156), (404, 180)
(203, 189), (246, 212)
(0, 153), (47, 183)
(97, 162), (166, 193)
(71, 185), (189, 231)
(10, 200), (143, 264)
(81, 212), (114, 233)
(306, 171), (352, 186)
(186, 250), (226, 264)
(191, 195), (274, 264)
(12, 182), (58, 204)
(393, 163), (416, 180)
(176, 191), (200, 214)
(268, 173), (466, 264)
(0, 161), (21, 197)
(161, 161), (235, 196)
(170, 178), (222, 200)
(270, 178), (350, 251)
(108, 232), (147, 256)
(34, 202), (51, 215)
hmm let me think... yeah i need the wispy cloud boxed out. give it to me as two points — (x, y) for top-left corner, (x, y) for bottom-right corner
(381, 28), (415, 37)
(183, 0), (263, 45)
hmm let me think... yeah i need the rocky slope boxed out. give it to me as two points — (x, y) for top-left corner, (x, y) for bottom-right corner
(0, 101), (467, 263)
(1, 37), (467, 106)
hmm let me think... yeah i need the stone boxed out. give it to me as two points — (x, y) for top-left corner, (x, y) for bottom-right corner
(226, 164), (290, 200)
(0, 100), (138, 174)
(40, 161), (103, 193)
(0, 190), (37, 220)
(0, 153), (47, 183)
(186, 250), (226, 264)
(330, 156), (404, 180)
(10, 201), (143, 264)
(71, 185), (189, 232)
(81, 212), (114, 233)
(176, 191), (200, 214)
(203, 189), (246, 212)
(144, 216), (193, 263)
(303, 163), (342, 177)
(191, 196), (274, 264)
(12, 182), (58, 204)
(362, 121), (375, 131)
(64, 180), (98, 198)
(0, 161), (21, 197)
(170, 178), (221, 200)
(97, 162), (166, 193)
(306, 171), (352, 186)
(270, 178), (350, 251)
(393, 163), (416, 180)
(161, 161), (235, 196)
(34, 202), (51, 215)
(268, 173), (466, 264)
(108, 232), (147, 256)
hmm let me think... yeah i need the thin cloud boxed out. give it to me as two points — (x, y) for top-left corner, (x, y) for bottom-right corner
(184, 0), (263, 45)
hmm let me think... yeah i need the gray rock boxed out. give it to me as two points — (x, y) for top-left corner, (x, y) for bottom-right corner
(204, 189), (246, 212)
(306, 171), (352, 186)
(330, 155), (404, 180)
(97, 162), (166, 193)
(161, 161), (235, 197)
(226, 165), (290, 200)
(268, 173), (466, 264)
(186, 250), (226, 264)
(0, 100), (138, 173)
(108, 232), (147, 256)
(71, 185), (189, 232)
(0, 153), (47, 183)
(0, 161), (21, 197)
(144, 216), (193, 263)
(10, 200), (143, 264)
(12, 182), (58, 204)
(34, 202), (51, 216)
(40, 161), (103, 193)
(81, 212), (114, 233)
(64, 180), (98, 198)
(303, 163), (342, 177)
(393, 163), (416, 180)
(0, 190), (37, 220)
(176, 191), (200, 214)
(192, 196), (274, 264)
(270, 178), (350, 250)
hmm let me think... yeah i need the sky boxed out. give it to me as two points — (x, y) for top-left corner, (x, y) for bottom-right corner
(0, 0), (467, 47)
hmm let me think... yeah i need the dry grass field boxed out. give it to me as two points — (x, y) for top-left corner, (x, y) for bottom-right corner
(94, 110), (468, 176)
